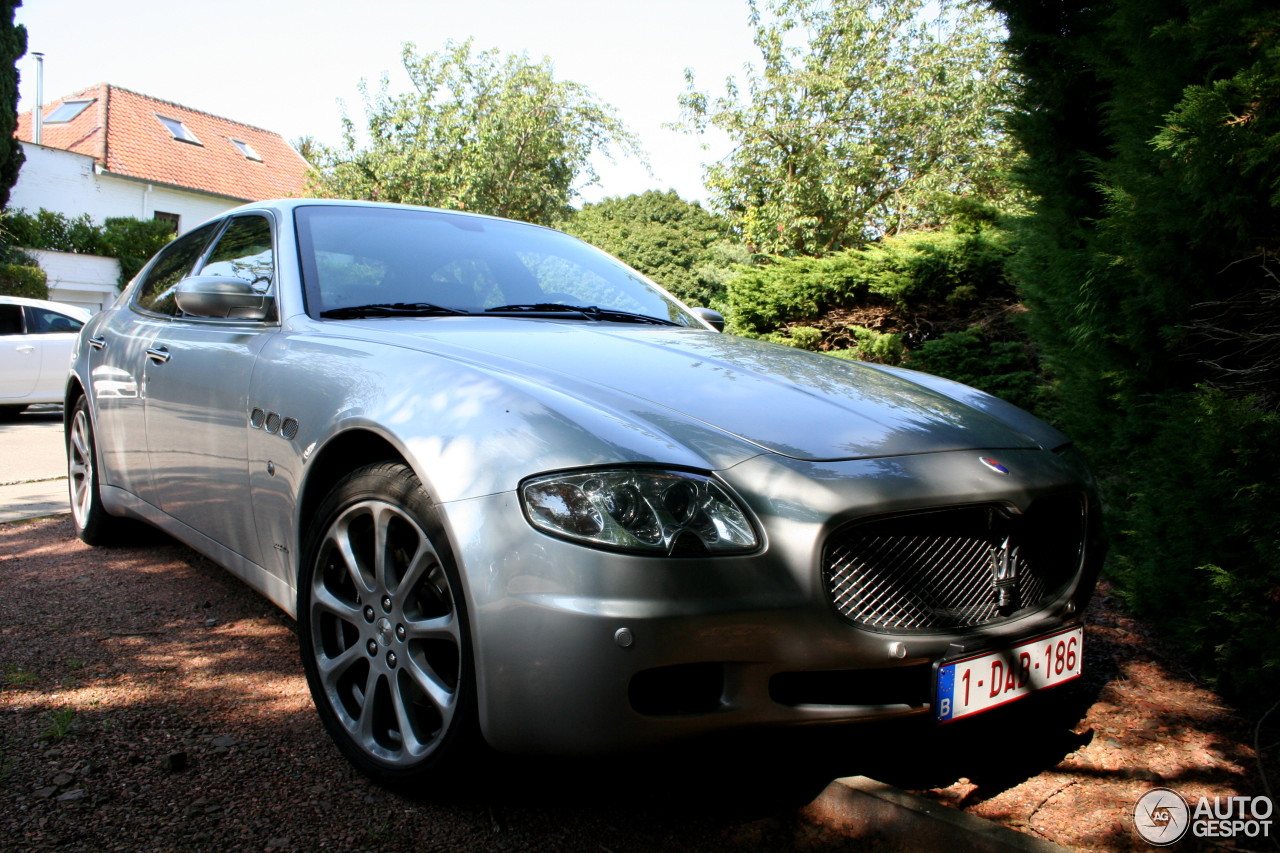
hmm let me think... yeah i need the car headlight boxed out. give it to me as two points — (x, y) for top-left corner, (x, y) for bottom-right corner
(520, 468), (759, 556)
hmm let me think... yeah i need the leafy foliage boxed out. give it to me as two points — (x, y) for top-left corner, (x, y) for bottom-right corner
(726, 217), (1036, 407)
(1111, 390), (1280, 697)
(101, 218), (179, 288)
(825, 327), (905, 365)
(727, 224), (1014, 337)
(0, 258), (46, 298)
(0, 0), (25, 210)
(768, 324), (825, 351)
(993, 0), (1280, 704)
(4, 208), (106, 254)
(680, 0), (1016, 255)
(905, 328), (1041, 414)
(2, 208), (174, 287)
(564, 190), (740, 307)
(310, 40), (641, 227)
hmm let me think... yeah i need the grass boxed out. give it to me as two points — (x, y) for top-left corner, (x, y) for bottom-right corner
(41, 709), (76, 742)
(3, 664), (36, 685)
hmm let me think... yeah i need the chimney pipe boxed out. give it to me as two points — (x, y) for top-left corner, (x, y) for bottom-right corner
(32, 52), (44, 145)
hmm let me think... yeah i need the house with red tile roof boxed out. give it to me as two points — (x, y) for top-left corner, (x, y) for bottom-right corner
(11, 83), (311, 236)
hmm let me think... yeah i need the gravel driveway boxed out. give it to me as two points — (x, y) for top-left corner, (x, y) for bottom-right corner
(0, 517), (898, 852)
(2, 516), (1269, 852)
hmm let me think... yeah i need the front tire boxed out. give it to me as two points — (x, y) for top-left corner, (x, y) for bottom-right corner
(297, 462), (478, 788)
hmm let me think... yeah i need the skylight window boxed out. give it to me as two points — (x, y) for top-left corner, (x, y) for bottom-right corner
(44, 99), (94, 123)
(156, 114), (201, 145)
(230, 138), (262, 161)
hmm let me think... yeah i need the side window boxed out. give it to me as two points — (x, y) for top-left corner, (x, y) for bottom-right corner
(0, 304), (23, 335)
(25, 307), (84, 334)
(199, 215), (274, 291)
(134, 221), (219, 316)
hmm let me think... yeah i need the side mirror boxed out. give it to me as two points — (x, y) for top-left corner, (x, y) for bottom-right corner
(692, 307), (725, 332)
(175, 275), (274, 321)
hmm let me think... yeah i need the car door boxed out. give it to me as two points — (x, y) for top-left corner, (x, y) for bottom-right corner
(90, 221), (222, 502)
(140, 213), (278, 563)
(0, 301), (38, 399)
(23, 303), (86, 400)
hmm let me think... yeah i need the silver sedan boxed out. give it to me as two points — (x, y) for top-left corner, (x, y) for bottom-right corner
(66, 199), (1104, 787)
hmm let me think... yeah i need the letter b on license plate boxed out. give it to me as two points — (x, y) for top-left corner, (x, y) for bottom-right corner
(935, 627), (1083, 723)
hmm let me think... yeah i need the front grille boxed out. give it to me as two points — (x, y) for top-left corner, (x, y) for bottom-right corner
(823, 495), (1085, 633)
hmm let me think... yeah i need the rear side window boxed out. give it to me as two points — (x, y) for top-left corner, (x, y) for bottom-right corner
(25, 306), (84, 334)
(133, 222), (219, 316)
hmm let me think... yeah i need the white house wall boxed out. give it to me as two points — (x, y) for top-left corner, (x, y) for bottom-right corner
(27, 249), (120, 314)
(10, 142), (244, 234)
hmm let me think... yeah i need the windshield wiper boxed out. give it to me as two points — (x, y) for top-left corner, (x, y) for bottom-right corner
(319, 302), (470, 319)
(484, 303), (680, 326)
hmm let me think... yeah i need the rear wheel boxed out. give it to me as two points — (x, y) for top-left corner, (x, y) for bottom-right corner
(67, 396), (117, 544)
(297, 462), (478, 788)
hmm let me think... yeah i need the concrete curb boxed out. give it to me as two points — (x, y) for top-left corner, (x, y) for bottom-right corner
(0, 478), (70, 524)
(809, 776), (1073, 852)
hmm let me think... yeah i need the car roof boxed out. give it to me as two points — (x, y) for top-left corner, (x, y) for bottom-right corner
(0, 294), (93, 320)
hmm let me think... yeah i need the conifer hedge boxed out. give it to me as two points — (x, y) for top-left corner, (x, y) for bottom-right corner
(991, 0), (1280, 703)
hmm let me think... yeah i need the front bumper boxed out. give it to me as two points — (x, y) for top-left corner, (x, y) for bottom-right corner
(441, 448), (1104, 754)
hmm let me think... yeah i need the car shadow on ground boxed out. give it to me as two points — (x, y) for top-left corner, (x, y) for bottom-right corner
(440, 672), (1104, 822)
(2, 404), (64, 423)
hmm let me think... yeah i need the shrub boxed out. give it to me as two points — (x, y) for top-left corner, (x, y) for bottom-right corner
(827, 327), (905, 365)
(767, 325), (824, 351)
(0, 259), (48, 299)
(101, 217), (178, 287)
(726, 225), (1013, 338)
(906, 327), (1042, 414)
(2, 209), (107, 255)
(1111, 389), (1280, 698)
(2, 208), (175, 288)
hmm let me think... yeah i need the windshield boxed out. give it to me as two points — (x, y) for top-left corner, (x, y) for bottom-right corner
(295, 205), (702, 327)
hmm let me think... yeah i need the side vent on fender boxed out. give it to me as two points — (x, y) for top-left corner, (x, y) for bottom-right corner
(248, 408), (300, 442)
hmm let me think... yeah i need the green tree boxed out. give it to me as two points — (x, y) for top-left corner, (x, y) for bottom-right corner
(0, 0), (26, 209)
(311, 39), (641, 227)
(680, 0), (1015, 255)
(993, 0), (1280, 702)
(292, 136), (323, 168)
(564, 190), (741, 307)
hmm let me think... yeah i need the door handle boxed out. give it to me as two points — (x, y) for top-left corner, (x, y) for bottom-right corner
(88, 335), (107, 351)
(145, 346), (171, 364)
(17, 344), (34, 354)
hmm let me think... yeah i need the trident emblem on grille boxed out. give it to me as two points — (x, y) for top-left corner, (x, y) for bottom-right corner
(991, 535), (1021, 615)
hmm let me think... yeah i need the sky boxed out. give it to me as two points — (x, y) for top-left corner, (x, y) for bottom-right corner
(14, 0), (762, 206)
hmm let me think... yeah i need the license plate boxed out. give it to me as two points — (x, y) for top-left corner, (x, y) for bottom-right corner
(934, 627), (1083, 723)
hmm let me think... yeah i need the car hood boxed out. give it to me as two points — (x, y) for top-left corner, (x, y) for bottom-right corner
(342, 319), (1047, 462)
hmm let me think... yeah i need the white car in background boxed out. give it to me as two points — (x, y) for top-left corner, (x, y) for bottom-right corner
(0, 295), (90, 418)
